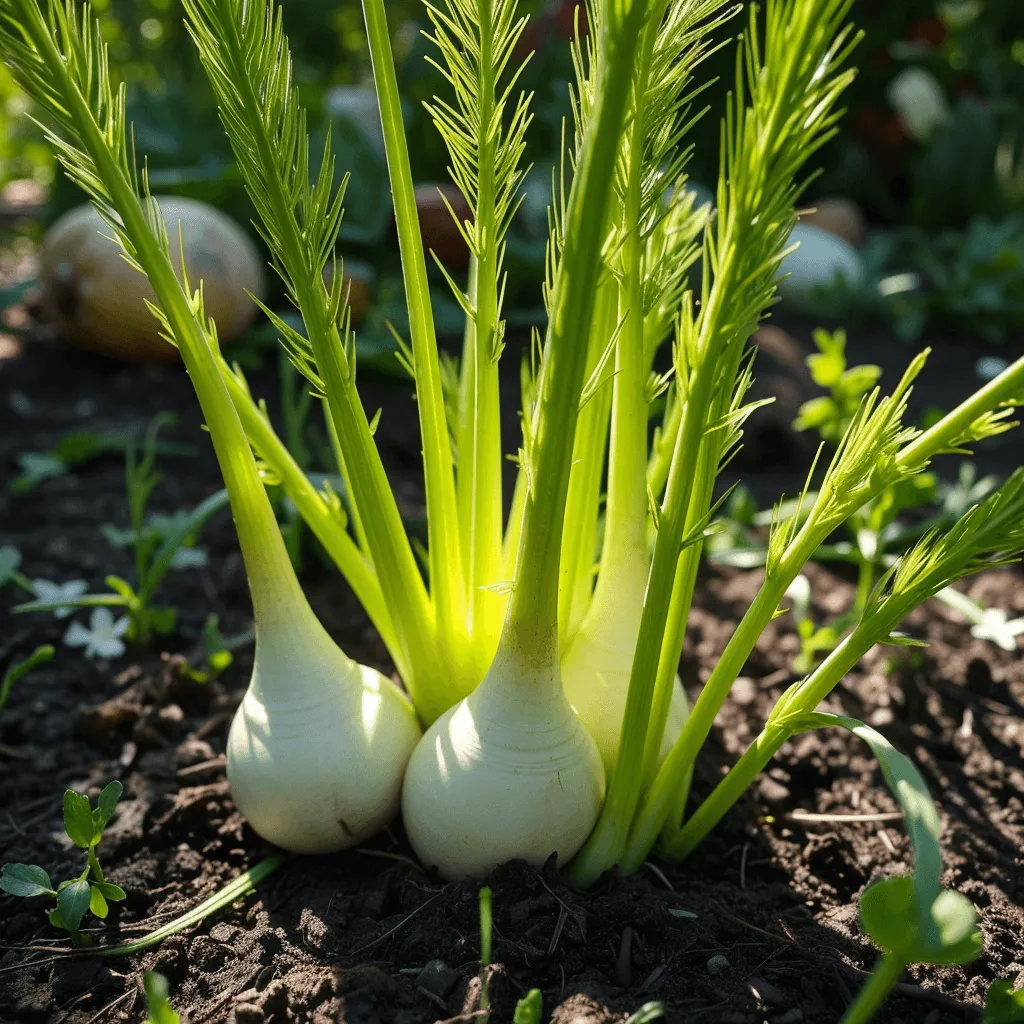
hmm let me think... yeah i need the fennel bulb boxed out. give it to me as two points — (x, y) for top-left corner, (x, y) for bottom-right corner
(401, 645), (605, 879)
(228, 608), (420, 853)
(561, 604), (690, 775)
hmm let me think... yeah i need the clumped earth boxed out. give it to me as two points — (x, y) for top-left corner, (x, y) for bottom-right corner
(1, 307), (1023, 1023)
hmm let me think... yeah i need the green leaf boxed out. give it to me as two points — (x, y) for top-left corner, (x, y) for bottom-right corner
(104, 575), (137, 603)
(56, 878), (92, 931)
(513, 989), (543, 1024)
(93, 881), (127, 902)
(93, 781), (123, 835)
(1, 644), (55, 713)
(143, 970), (181, 1024)
(984, 980), (1024, 1023)
(63, 790), (95, 849)
(0, 863), (55, 898)
(0, 545), (22, 587)
(89, 883), (109, 919)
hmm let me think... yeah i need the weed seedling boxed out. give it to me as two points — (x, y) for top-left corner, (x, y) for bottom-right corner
(143, 971), (181, 1024)
(0, 782), (125, 946)
(14, 415), (229, 648)
(0, 644), (55, 714)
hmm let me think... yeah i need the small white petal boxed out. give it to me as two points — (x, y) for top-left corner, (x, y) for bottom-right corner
(90, 607), (115, 632)
(63, 621), (94, 649)
(92, 636), (127, 659)
(109, 616), (131, 639)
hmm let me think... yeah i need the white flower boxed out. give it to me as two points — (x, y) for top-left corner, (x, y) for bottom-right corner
(63, 608), (130, 659)
(970, 609), (1024, 653)
(31, 578), (88, 619)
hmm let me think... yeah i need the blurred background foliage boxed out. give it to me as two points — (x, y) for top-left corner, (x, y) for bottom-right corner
(2, 0), (1024, 340)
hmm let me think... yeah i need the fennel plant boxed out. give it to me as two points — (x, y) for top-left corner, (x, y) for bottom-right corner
(6, 0), (1024, 1015)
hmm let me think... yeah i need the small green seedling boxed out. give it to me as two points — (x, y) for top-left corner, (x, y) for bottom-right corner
(793, 328), (881, 447)
(179, 613), (248, 683)
(512, 989), (543, 1024)
(985, 980), (1024, 1024)
(14, 415), (229, 649)
(8, 425), (193, 495)
(478, 885), (492, 1018)
(0, 782), (126, 946)
(144, 971), (181, 1024)
(0, 644), (55, 714)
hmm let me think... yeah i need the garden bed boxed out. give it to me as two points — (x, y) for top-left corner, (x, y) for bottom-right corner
(1, 318), (1023, 1024)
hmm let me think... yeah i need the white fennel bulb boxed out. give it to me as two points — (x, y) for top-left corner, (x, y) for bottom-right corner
(401, 645), (605, 880)
(228, 602), (421, 854)
(561, 607), (689, 776)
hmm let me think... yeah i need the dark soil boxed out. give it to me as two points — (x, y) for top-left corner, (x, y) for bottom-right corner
(1, 294), (1023, 1024)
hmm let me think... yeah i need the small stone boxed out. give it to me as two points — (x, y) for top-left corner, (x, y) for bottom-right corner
(158, 703), (185, 726)
(868, 707), (894, 727)
(776, 224), (863, 313)
(176, 737), (216, 768)
(750, 977), (786, 1007)
(418, 959), (460, 997)
(758, 776), (791, 806)
(731, 676), (757, 705)
(229, 1003), (263, 1024)
(706, 954), (731, 975)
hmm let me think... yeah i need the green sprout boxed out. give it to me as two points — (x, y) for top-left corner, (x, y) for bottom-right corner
(0, 644), (55, 714)
(143, 971), (181, 1024)
(0, 782), (126, 947)
(13, 415), (229, 648)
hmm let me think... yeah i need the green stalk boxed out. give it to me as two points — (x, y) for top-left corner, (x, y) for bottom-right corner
(9, 0), (310, 638)
(838, 952), (905, 1024)
(188, 0), (449, 717)
(218, 362), (402, 668)
(362, 0), (468, 652)
(557, 278), (617, 646)
(665, 629), (867, 860)
(568, 324), (724, 884)
(580, 11), (661, 646)
(459, 0), (506, 665)
(501, 0), (651, 671)
(895, 353), (1024, 473)
(625, 355), (1024, 865)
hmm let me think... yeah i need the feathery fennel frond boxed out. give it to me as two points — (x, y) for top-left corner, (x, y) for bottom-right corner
(183, 0), (462, 721)
(423, 0), (534, 650)
(873, 467), (1024, 615)
(423, 0), (532, 295)
(181, 0), (347, 385)
(766, 350), (927, 574)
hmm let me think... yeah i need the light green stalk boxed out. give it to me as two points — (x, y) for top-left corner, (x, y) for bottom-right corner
(425, 0), (531, 671)
(501, 0), (651, 673)
(1, 0), (313, 641)
(217, 361), (402, 667)
(569, 0), (862, 887)
(362, 0), (469, 668)
(838, 953), (905, 1024)
(621, 357), (1024, 870)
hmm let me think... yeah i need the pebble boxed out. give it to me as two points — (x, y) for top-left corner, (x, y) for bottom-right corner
(731, 676), (758, 706)
(418, 959), (460, 998)
(776, 224), (864, 312)
(706, 953), (731, 975)
(176, 737), (217, 768)
(758, 776), (791, 806)
(749, 976), (786, 1007)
